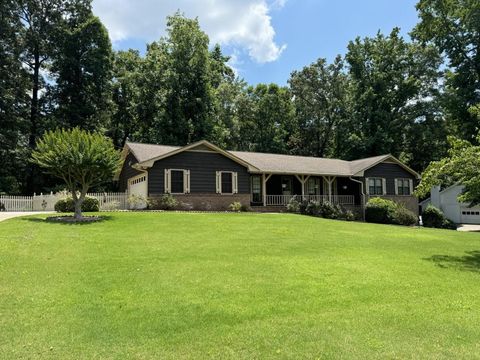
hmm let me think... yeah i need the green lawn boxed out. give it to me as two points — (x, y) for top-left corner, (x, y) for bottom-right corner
(1, 212), (480, 359)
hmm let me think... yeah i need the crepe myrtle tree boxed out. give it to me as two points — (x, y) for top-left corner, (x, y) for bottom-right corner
(31, 128), (121, 219)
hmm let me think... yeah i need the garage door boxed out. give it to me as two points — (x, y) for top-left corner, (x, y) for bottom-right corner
(460, 207), (480, 224)
(128, 174), (148, 209)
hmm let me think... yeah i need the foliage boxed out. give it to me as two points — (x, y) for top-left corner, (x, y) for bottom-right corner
(149, 194), (178, 210)
(289, 56), (348, 157)
(127, 194), (147, 210)
(413, 0), (480, 142)
(416, 134), (480, 206)
(422, 205), (456, 229)
(31, 128), (120, 219)
(305, 201), (322, 216)
(229, 201), (244, 212)
(54, 196), (99, 213)
(365, 198), (397, 224)
(393, 205), (418, 226)
(286, 197), (300, 213)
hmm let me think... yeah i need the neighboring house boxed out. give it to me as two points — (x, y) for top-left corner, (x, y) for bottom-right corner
(116, 140), (420, 216)
(420, 185), (480, 224)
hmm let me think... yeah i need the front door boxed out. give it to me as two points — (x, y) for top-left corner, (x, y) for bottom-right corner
(282, 176), (292, 195)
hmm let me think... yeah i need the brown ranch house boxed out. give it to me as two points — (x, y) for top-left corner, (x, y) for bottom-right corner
(116, 140), (420, 217)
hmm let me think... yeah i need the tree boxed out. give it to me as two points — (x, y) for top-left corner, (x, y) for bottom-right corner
(0, 0), (29, 193)
(237, 83), (295, 153)
(416, 133), (480, 206)
(345, 28), (442, 161)
(289, 56), (348, 157)
(138, 13), (215, 145)
(413, 0), (480, 142)
(51, 13), (113, 130)
(109, 49), (143, 148)
(31, 128), (121, 219)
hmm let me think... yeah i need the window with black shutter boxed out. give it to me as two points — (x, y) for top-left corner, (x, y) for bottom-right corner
(171, 170), (184, 193)
(221, 172), (233, 194)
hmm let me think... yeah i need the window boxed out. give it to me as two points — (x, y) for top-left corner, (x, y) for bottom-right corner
(164, 169), (190, 194)
(368, 178), (384, 195)
(307, 177), (320, 195)
(216, 171), (238, 194)
(251, 175), (262, 203)
(396, 178), (411, 195)
(171, 170), (184, 193)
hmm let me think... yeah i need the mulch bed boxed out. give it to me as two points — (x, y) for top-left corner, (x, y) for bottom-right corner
(46, 215), (103, 223)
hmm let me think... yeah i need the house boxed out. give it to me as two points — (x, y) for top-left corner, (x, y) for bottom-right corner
(116, 140), (420, 216)
(420, 185), (480, 224)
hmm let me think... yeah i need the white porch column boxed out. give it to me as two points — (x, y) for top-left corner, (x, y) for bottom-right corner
(323, 176), (336, 203)
(262, 173), (266, 206)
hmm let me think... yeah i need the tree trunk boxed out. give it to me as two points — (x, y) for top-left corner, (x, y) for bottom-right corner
(72, 190), (86, 220)
(26, 50), (40, 194)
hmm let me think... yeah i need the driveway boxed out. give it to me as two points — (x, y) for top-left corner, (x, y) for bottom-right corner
(0, 212), (53, 223)
(457, 224), (480, 232)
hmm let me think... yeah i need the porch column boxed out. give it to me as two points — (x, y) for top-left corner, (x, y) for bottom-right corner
(262, 173), (266, 206)
(295, 175), (310, 201)
(323, 176), (336, 202)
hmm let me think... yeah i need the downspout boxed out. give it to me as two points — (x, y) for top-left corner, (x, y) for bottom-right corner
(349, 176), (365, 221)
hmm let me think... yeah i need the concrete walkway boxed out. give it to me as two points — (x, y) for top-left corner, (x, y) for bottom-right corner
(0, 211), (53, 223)
(457, 224), (480, 232)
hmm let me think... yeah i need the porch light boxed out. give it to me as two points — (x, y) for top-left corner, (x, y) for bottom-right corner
(342, 185), (348, 190)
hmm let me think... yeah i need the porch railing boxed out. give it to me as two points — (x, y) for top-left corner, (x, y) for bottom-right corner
(264, 194), (355, 206)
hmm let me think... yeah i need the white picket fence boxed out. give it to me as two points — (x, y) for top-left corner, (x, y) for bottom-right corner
(0, 192), (128, 212)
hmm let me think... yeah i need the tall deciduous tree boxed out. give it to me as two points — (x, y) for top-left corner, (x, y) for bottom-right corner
(31, 128), (121, 219)
(0, 0), (29, 193)
(413, 0), (480, 142)
(109, 49), (143, 148)
(289, 56), (348, 157)
(345, 28), (441, 161)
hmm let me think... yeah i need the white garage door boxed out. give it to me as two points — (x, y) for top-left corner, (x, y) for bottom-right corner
(460, 207), (480, 224)
(128, 174), (148, 209)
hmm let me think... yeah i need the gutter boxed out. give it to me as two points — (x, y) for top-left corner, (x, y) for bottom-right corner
(349, 176), (366, 220)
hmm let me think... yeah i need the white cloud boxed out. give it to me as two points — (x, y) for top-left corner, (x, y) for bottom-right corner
(92, 0), (286, 63)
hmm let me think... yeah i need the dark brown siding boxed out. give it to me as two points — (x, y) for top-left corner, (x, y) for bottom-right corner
(364, 162), (416, 195)
(118, 152), (143, 192)
(148, 151), (250, 194)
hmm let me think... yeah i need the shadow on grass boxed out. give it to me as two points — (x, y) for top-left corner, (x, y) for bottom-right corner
(425, 251), (480, 273)
(21, 215), (113, 225)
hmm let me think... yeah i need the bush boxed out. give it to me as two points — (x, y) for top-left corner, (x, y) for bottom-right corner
(127, 194), (147, 209)
(54, 196), (99, 213)
(422, 205), (456, 229)
(149, 194), (178, 210)
(340, 210), (356, 221)
(305, 201), (322, 216)
(298, 200), (309, 215)
(365, 198), (397, 224)
(229, 201), (243, 212)
(286, 198), (300, 213)
(393, 205), (417, 226)
(319, 201), (342, 219)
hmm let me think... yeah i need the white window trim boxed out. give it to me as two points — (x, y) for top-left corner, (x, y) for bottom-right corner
(216, 171), (238, 195)
(165, 169), (190, 194)
(395, 178), (413, 196)
(128, 173), (147, 187)
(366, 177), (386, 196)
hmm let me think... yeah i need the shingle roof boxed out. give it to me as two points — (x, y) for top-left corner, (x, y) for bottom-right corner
(124, 141), (417, 177)
(127, 142), (179, 163)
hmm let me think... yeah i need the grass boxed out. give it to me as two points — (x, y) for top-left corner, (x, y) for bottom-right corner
(1, 212), (480, 359)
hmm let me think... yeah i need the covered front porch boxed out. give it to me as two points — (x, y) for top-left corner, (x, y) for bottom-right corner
(250, 174), (361, 207)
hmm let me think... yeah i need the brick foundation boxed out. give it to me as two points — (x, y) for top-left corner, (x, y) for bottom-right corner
(149, 193), (251, 211)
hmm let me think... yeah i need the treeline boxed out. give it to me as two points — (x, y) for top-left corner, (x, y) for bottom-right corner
(1, 0), (478, 194)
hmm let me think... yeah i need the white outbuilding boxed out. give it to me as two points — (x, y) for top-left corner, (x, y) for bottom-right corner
(420, 185), (480, 224)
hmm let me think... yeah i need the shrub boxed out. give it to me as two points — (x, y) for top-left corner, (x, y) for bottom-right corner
(422, 205), (456, 229)
(0, 202), (5, 211)
(54, 196), (99, 213)
(149, 194), (178, 210)
(127, 194), (147, 209)
(365, 198), (397, 224)
(319, 201), (342, 219)
(286, 198), (300, 213)
(298, 200), (309, 215)
(340, 210), (356, 221)
(393, 205), (417, 226)
(305, 201), (322, 216)
(229, 201), (243, 212)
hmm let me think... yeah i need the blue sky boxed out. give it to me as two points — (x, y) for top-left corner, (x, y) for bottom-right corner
(93, 0), (419, 85)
